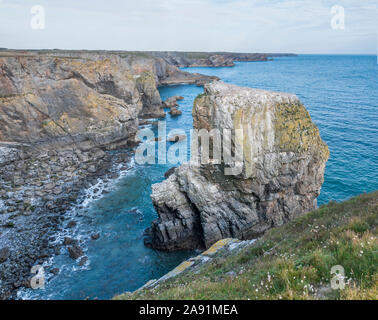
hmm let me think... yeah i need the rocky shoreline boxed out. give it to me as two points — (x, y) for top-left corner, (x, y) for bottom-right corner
(0, 50), (297, 299)
(0, 143), (136, 299)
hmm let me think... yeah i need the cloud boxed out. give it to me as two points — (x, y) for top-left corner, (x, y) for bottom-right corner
(0, 0), (377, 53)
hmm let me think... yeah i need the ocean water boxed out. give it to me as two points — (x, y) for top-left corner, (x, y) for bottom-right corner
(182, 55), (378, 204)
(20, 55), (378, 299)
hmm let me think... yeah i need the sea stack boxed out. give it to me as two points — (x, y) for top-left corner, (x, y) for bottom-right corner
(146, 81), (330, 251)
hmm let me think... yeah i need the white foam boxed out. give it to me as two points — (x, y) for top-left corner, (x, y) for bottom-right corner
(17, 153), (135, 300)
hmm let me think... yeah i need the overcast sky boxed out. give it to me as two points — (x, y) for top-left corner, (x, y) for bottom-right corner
(0, 0), (377, 54)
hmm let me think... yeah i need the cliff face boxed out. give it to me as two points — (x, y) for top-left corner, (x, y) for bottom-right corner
(0, 51), (217, 150)
(145, 52), (297, 67)
(0, 54), (145, 149)
(146, 81), (329, 251)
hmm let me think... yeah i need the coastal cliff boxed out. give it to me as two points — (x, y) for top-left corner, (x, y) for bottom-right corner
(0, 51), (217, 149)
(146, 81), (329, 251)
(145, 51), (297, 67)
(0, 50), (217, 299)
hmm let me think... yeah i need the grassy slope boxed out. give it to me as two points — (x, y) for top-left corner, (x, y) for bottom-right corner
(118, 191), (377, 300)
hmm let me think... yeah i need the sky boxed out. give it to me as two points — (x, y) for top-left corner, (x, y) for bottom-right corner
(0, 0), (377, 54)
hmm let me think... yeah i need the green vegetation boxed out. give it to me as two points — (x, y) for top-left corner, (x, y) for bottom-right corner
(193, 92), (207, 107)
(121, 51), (152, 59)
(2, 222), (15, 228)
(195, 92), (206, 100)
(117, 191), (377, 300)
(178, 52), (214, 59)
(0, 93), (19, 99)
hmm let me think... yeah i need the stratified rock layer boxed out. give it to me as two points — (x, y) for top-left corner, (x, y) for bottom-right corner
(146, 81), (329, 251)
(0, 51), (217, 150)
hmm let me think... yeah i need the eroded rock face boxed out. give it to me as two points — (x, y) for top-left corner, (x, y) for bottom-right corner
(146, 81), (329, 251)
(0, 54), (146, 150)
(0, 51), (217, 150)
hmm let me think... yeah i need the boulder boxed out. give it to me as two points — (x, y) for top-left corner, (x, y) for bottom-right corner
(91, 233), (100, 240)
(63, 237), (78, 246)
(163, 96), (183, 108)
(0, 248), (10, 263)
(68, 245), (84, 260)
(78, 256), (88, 266)
(169, 107), (182, 117)
(146, 81), (329, 251)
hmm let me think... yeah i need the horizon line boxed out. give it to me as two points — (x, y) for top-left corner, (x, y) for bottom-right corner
(0, 48), (377, 56)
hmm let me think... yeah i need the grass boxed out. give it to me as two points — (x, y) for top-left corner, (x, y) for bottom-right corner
(116, 191), (377, 300)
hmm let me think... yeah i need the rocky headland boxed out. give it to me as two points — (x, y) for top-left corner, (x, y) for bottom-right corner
(144, 51), (297, 67)
(145, 81), (329, 251)
(0, 49), (218, 299)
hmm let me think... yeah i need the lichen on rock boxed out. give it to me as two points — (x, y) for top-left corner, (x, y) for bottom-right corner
(146, 81), (329, 251)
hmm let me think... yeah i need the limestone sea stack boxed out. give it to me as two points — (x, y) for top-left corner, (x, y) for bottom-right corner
(146, 81), (330, 251)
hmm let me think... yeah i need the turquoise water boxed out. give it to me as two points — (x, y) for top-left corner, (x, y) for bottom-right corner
(20, 55), (378, 299)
